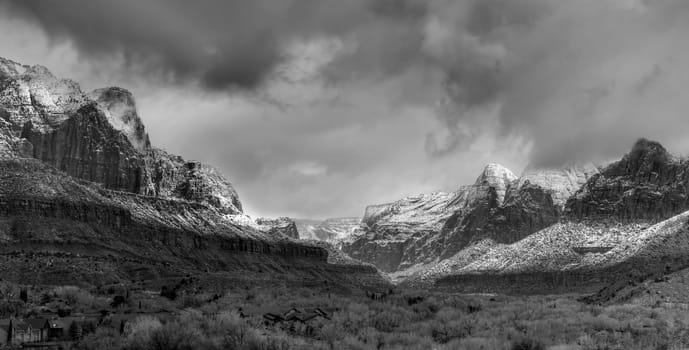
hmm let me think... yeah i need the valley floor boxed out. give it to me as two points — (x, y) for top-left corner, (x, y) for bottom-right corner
(1, 279), (687, 350)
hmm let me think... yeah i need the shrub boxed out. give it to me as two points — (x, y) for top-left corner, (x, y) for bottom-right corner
(148, 321), (205, 350)
(443, 337), (505, 350)
(160, 286), (177, 300)
(54, 286), (94, 306)
(125, 316), (163, 350)
(74, 327), (122, 350)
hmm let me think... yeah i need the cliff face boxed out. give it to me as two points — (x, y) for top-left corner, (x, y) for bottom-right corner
(566, 139), (689, 221)
(0, 58), (388, 290)
(343, 164), (519, 272)
(441, 163), (601, 256)
(346, 162), (599, 274)
(0, 61), (243, 215)
(254, 217), (300, 239)
(428, 139), (689, 294)
(89, 87), (150, 152)
(21, 103), (150, 194)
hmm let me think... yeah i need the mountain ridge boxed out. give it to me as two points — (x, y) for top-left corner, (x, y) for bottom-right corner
(415, 138), (689, 292)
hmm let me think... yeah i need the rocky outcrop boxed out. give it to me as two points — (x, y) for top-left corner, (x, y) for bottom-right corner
(255, 217), (300, 239)
(89, 87), (150, 152)
(441, 163), (600, 255)
(566, 138), (689, 221)
(147, 149), (242, 214)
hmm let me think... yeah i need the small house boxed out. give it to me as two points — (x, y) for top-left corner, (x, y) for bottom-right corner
(3, 318), (49, 345)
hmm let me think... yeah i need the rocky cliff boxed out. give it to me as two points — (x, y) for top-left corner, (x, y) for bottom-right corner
(428, 139), (689, 293)
(341, 164), (513, 272)
(345, 162), (599, 274)
(566, 138), (689, 221)
(0, 57), (388, 290)
(0, 58), (243, 214)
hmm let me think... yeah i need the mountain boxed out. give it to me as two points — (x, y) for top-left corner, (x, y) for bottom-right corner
(293, 217), (361, 243)
(343, 162), (600, 275)
(0, 57), (388, 290)
(341, 164), (518, 272)
(426, 139), (689, 293)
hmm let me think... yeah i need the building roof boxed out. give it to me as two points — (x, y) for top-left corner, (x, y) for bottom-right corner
(47, 319), (68, 329)
(25, 318), (48, 330)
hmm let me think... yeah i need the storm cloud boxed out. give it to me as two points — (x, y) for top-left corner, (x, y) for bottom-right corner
(2, 0), (689, 218)
(3, 0), (430, 91)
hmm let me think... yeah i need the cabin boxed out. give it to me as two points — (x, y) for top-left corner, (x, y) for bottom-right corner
(0, 318), (49, 345)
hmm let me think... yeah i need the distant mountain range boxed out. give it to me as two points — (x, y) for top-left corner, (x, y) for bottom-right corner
(293, 217), (361, 243)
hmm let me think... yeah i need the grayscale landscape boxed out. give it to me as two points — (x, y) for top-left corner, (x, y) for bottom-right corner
(0, 1), (689, 349)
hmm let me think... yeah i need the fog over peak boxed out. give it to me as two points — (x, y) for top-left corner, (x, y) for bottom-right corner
(2, 0), (689, 218)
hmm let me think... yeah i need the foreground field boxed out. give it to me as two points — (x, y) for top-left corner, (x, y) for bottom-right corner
(2, 280), (687, 350)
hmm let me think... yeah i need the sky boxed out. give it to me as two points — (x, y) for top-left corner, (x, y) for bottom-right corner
(1, 0), (689, 219)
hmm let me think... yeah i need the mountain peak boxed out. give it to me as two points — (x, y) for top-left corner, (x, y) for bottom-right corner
(90, 87), (150, 151)
(474, 163), (517, 203)
(630, 138), (669, 158)
(614, 138), (673, 178)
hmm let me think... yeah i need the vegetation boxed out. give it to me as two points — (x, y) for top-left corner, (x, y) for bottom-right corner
(2, 280), (688, 349)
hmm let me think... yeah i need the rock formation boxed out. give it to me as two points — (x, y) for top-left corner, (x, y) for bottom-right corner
(0, 57), (388, 290)
(428, 139), (689, 294)
(566, 138), (689, 221)
(345, 162), (600, 274)
(342, 164), (519, 272)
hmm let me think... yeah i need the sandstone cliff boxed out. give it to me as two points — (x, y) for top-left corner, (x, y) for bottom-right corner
(345, 162), (599, 275)
(566, 138), (689, 221)
(428, 139), (689, 294)
(0, 57), (388, 290)
(0, 58), (306, 232)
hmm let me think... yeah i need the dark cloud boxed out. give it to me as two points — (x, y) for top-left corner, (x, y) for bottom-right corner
(3, 0), (429, 91)
(423, 0), (689, 165)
